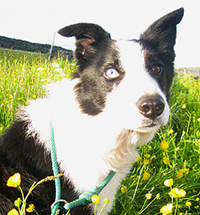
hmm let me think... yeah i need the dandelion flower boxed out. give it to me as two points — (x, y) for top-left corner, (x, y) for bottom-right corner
(185, 201), (191, 207)
(143, 171), (150, 181)
(164, 178), (173, 187)
(160, 203), (173, 215)
(32, 94), (36, 99)
(179, 168), (189, 174)
(121, 186), (127, 193)
(156, 193), (160, 199)
(169, 188), (186, 198)
(144, 154), (150, 158)
(163, 156), (169, 165)
(145, 193), (152, 200)
(91, 195), (100, 204)
(161, 140), (169, 152)
(7, 209), (19, 215)
(176, 171), (183, 179)
(6, 173), (21, 188)
(182, 104), (186, 109)
(26, 204), (35, 213)
(136, 155), (141, 162)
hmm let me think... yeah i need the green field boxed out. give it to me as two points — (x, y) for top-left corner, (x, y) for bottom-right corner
(0, 48), (200, 215)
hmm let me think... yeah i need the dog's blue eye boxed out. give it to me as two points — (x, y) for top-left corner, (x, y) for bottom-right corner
(104, 68), (119, 79)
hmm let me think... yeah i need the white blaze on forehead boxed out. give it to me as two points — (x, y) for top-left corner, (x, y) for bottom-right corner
(115, 40), (169, 102)
(104, 40), (170, 131)
(116, 40), (159, 97)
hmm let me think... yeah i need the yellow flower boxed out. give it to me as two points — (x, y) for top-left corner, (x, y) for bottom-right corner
(156, 193), (161, 199)
(175, 147), (180, 151)
(182, 104), (186, 109)
(144, 154), (150, 158)
(91, 195), (100, 204)
(26, 204), (35, 213)
(185, 201), (191, 207)
(176, 171), (183, 179)
(121, 186), (127, 193)
(136, 155), (141, 162)
(143, 171), (150, 181)
(169, 129), (174, 134)
(160, 203), (173, 215)
(145, 193), (152, 200)
(163, 156), (169, 165)
(179, 168), (189, 174)
(161, 140), (169, 152)
(169, 188), (186, 198)
(103, 198), (110, 204)
(14, 198), (21, 207)
(164, 178), (173, 187)
(6, 173), (21, 188)
(7, 209), (19, 215)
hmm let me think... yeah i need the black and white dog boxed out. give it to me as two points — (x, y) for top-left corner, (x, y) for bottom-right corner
(0, 8), (184, 215)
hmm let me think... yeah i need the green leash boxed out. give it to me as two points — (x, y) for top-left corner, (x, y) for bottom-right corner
(64, 171), (116, 211)
(50, 122), (116, 214)
(50, 122), (61, 215)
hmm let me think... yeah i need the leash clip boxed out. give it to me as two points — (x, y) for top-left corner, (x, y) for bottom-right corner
(51, 199), (70, 215)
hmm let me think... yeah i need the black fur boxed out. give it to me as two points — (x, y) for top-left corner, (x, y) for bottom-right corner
(59, 23), (123, 115)
(140, 8), (184, 100)
(0, 121), (92, 214)
(0, 8), (184, 215)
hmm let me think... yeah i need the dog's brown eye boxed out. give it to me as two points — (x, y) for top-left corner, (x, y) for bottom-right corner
(151, 65), (161, 74)
(104, 68), (119, 80)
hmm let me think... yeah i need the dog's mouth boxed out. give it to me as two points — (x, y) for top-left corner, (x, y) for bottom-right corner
(133, 122), (161, 133)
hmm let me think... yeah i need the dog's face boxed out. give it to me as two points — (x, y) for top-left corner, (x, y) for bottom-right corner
(58, 8), (184, 143)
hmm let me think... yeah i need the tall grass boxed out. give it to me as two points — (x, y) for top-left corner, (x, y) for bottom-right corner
(0, 48), (76, 130)
(0, 48), (200, 214)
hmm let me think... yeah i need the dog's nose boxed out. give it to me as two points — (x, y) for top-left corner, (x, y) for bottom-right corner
(136, 95), (165, 120)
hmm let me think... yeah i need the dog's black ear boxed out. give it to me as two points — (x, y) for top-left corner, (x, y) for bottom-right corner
(58, 23), (111, 62)
(140, 8), (184, 56)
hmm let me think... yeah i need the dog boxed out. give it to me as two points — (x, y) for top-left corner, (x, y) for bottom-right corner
(0, 8), (184, 215)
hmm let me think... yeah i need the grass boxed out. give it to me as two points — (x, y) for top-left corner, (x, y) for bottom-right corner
(0, 48), (76, 130)
(0, 48), (200, 215)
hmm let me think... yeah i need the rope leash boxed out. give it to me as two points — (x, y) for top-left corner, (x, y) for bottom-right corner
(64, 171), (116, 211)
(50, 122), (61, 215)
(50, 122), (116, 214)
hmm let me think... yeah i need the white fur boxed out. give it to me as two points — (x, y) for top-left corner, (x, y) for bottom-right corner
(20, 41), (170, 214)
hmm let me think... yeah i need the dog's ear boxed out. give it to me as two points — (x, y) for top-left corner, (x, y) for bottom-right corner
(140, 8), (184, 57)
(58, 23), (111, 62)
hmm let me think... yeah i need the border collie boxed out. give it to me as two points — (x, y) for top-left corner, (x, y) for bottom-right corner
(0, 8), (184, 215)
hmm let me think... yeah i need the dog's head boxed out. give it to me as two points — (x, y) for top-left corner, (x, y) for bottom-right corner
(58, 8), (184, 140)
